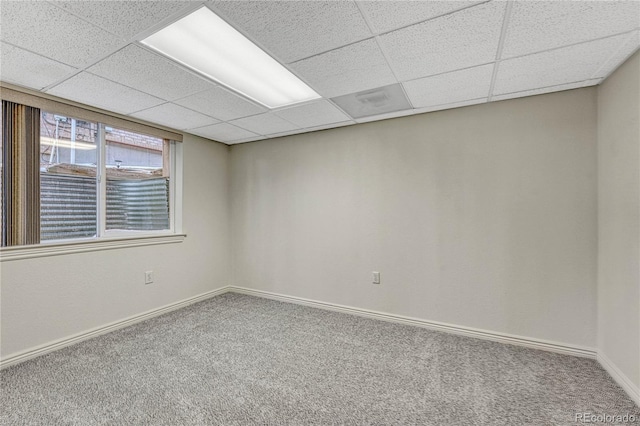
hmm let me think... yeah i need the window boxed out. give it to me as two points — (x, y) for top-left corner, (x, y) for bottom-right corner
(38, 111), (174, 242)
(40, 112), (98, 240)
(104, 127), (170, 233)
(1, 98), (180, 248)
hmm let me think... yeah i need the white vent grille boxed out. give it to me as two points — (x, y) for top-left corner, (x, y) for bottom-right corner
(331, 83), (413, 119)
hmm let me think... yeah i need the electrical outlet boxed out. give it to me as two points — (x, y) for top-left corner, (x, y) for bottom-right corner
(144, 271), (154, 285)
(372, 271), (380, 285)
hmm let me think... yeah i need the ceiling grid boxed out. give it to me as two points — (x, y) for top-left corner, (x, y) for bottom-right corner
(487, 1), (514, 102)
(0, 0), (637, 144)
(353, 0), (415, 110)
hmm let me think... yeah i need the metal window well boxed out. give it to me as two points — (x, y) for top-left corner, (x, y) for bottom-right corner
(106, 177), (170, 231)
(40, 174), (97, 240)
(40, 174), (169, 240)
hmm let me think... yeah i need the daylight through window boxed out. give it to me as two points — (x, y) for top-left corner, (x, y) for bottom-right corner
(39, 111), (173, 242)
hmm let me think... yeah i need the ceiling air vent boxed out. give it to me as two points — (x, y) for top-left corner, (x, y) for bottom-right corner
(331, 83), (413, 119)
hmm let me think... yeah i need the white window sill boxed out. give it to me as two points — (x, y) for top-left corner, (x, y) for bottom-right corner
(0, 234), (186, 262)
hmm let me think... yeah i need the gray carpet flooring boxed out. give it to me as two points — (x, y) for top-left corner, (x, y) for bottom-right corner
(1, 293), (638, 425)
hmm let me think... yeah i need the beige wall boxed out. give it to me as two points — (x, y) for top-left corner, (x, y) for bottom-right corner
(230, 88), (598, 348)
(597, 50), (640, 390)
(0, 134), (230, 358)
(3, 60), (637, 395)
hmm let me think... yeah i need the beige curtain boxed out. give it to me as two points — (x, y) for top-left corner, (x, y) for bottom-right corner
(2, 100), (41, 246)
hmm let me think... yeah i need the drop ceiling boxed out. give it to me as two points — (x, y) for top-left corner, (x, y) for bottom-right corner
(1, 0), (638, 145)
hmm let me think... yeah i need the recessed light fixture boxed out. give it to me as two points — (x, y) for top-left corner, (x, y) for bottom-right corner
(141, 6), (320, 109)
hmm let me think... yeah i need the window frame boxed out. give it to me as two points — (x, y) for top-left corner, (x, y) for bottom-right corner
(1, 106), (184, 259)
(96, 123), (177, 240)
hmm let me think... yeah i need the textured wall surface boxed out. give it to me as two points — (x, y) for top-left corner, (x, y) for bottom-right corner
(1, 135), (230, 357)
(597, 50), (640, 390)
(231, 88), (598, 348)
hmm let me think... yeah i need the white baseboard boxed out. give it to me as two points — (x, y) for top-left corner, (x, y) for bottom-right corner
(228, 286), (597, 359)
(597, 352), (640, 406)
(0, 286), (230, 370)
(2, 285), (599, 368)
(7, 285), (636, 404)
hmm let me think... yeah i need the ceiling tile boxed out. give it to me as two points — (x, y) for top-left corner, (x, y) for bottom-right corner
(493, 33), (633, 96)
(230, 113), (298, 135)
(417, 97), (488, 115)
(502, 1), (640, 59)
(301, 121), (356, 133)
(353, 108), (418, 124)
(289, 39), (397, 98)
(355, 98), (488, 124)
(267, 121), (355, 139)
(47, 72), (164, 115)
(0, 42), (76, 90)
(492, 79), (602, 102)
(131, 103), (219, 131)
(52, 1), (192, 40)
(0, 1), (122, 68)
(174, 86), (266, 121)
(227, 136), (267, 145)
(264, 129), (308, 139)
(403, 64), (494, 108)
(379, 1), (505, 81)
(275, 100), (351, 128)
(593, 30), (640, 80)
(210, 1), (372, 63)
(88, 45), (215, 101)
(358, 0), (482, 34)
(188, 123), (257, 143)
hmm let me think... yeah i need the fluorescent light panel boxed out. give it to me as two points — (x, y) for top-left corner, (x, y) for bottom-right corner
(141, 7), (320, 109)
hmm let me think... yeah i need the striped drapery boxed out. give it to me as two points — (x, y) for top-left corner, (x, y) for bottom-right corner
(2, 100), (41, 246)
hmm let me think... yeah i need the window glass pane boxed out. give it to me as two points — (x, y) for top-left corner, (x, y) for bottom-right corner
(40, 112), (98, 241)
(105, 128), (169, 231)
